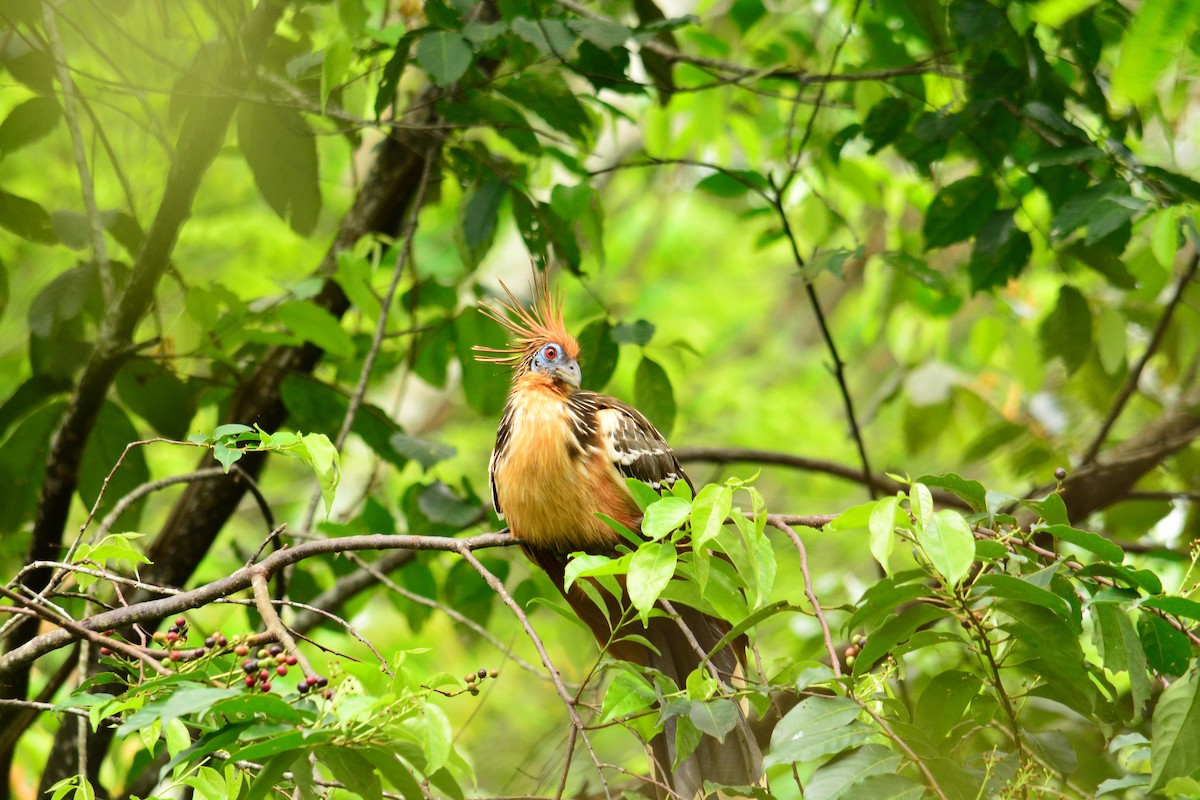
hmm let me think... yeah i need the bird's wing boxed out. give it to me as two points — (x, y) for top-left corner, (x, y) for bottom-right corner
(589, 393), (691, 491)
(488, 403), (514, 519)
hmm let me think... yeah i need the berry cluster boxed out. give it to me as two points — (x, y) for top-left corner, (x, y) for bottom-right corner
(98, 616), (230, 662)
(843, 634), (867, 668)
(237, 643), (328, 697)
(463, 668), (498, 696)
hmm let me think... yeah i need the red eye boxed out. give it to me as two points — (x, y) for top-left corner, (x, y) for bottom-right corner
(544, 346), (558, 359)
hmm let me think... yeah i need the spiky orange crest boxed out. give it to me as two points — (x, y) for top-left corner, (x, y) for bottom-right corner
(473, 271), (580, 368)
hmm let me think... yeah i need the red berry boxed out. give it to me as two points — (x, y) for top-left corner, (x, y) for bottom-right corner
(258, 669), (269, 680)
(286, 655), (298, 666)
(276, 665), (288, 676)
(260, 681), (271, 692)
(244, 676), (256, 687)
(165, 631), (178, 643)
(175, 617), (186, 627)
(169, 650), (182, 661)
(235, 645), (249, 657)
(321, 689), (332, 700)
(306, 675), (319, 686)
(99, 647), (112, 656)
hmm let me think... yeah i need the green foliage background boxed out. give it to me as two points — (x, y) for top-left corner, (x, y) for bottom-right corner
(2, 0), (1200, 798)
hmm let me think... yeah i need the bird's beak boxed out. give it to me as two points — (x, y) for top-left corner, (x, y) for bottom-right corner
(555, 359), (581, 388)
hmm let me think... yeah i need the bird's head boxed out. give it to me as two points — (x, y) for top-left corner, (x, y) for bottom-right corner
(474, 271), (582, 389)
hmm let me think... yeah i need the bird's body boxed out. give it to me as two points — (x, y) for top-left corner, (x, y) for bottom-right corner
(477, 274), (762, 797)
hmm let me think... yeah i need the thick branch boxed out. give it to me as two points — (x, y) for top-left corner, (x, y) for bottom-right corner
(0, 531), (515, 685)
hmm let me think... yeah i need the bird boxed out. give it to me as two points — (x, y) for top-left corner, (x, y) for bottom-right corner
(475, 272), (762, 799)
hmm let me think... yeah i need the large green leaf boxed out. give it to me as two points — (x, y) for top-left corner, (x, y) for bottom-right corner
(235, 102), (321, 235)
(634, 355), (675, 437)
(0, 97), (61, 157)
(416, 31), (473, 86)
(923, 176), (998, 249)
(1150, 666), (1200, 791)
(766, 696), (874, 767)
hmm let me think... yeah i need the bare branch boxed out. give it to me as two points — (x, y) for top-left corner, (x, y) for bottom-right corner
(1081, 248), (1200, 464)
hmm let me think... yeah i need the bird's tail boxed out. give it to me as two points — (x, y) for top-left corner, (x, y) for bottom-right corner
(642, 602), (763, 799)
(531, 546), (763, 797)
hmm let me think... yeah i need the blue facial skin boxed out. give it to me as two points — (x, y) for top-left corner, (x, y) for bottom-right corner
(531, 343), (581, 388)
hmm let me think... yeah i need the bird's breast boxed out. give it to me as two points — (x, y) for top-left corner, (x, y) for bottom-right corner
(493, 387), (636, 552)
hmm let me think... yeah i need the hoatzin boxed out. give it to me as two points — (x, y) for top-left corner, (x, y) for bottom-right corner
(476, 275), (762, 798)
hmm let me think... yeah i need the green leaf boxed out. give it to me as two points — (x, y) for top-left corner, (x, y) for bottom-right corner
(461, 179), (506, 269)
(0, 188), (56, 243)
(360, 748), (425, 800)
(568, 18), (632, 48)
(690, 484), (732, 547)
(420, 703), (453, 775)
(1111, 0), (1200, 108)
(868, 496), (900, 575)
(79, 402), (150, 519)
(634, 356), (675, 437)
(862, 97), (910, 153)
(1039, 285), (1092, 374)
(276, 301), (355, 360)
(235, 102), (321, 235)
(1139, 613), (1192, 677)
(805, 745), (902, 800)
(688, 698), (738, 740)
(0, 96), (61, 157)
(628, 541), (676, 620)
(855, 603), (950, 675)
(914, 671), (982, 747)
(642, 496), (690, 540)
(416, 31), (473, 86)
(1050, 181), (1145, 245)
(390, 433), (455, 470)
(1143, 596), (1200, 622)
(968, 209), (1032, 292)
(601, 667), (658, 721)
(1092, 604), (1151, 719)
(916, 510), (975, 587)
(1038, 524), (1124, 562)
(766, 696), (873, 767)
(1150, 666), (1200, 791)
(612, 319), (655, 345)
(116, 683), (240, 738)
(564, 553), (617, 591)
(576, 318), (619, 390)
(923, 176), (998, 249)
(695, 169), (766, 198)
(319, 748), (383, 800)
(916, 473), (986, 512)
(974, 574), (1072, 618)
(115, 358), (196, 440)
(456, 310), (510, 416)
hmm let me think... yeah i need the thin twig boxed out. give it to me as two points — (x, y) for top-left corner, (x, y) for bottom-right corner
(452, 545), (610, 800)
(1081, 249), (1200, 464)
(362, 562), (548, 680)
(0, 585), (169, 676)
(43, 0), (113, 303)
(0, 530), (516, 675)
(303, 149), (437, 530)
(765, 515), (841, 677)
(770, 179), (876, 501)
(852, 697), (950, 800)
